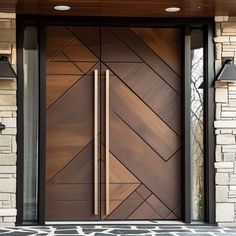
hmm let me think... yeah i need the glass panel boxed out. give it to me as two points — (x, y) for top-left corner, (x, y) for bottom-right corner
(190, 29), (205, 221)
(23, 26), (39, 222)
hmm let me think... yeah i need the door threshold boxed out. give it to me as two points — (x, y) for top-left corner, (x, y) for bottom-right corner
(45, 221), (185, 225)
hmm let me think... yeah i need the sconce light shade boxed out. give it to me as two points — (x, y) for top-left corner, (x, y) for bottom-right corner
(217, 59), (236, 82)
(0, 56), (16, 80)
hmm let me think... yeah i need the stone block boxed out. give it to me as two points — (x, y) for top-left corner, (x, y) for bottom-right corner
(0, 13), (15, 19)
(0, 174), (13, 178)
(221, 111), (236, 117)
(0, 193), (10, 201)
(2, 128), (17, 135)
(0, 81), (16, 90)
(0, 112), (12, 118)
(11, 20), (15, 29)
(223, 144), (236, 149)
(230, 37), (236, 42)
(217, 168), (234, 173)
(0, 136), (11, 146)
(224, 153), (235, 161)
(0, 95), (16, 106)
(2, 118), (16, 128)
(0, 42), (11, 54)
(0, 179), (15, 193)
(216, 186), (229, 202)
(215, 80), (228, 88)
(215, 88), (228, 103)
(216, 135), (235, 144)
(229, 17), (236, 22)
(216, 203), (234, 222)
(222, 148), (236, 153)
(0, 222), (14, 227)
(0, 106), (17, 111)
(215, 162), (234, 169)
(11, 137), (16, 153)
(215, 16), (229, 22)
(3, 216), (15, 223)
(0, 30), (15, 43)
(216, 173), (229, 185)
(214, 36), (230, 43)
(222, 51), (234, 57)
(215, 23), (221, 37)
(229, 190), (236, 198)
(223, 45), (236, 51)
(230, 176), (236, 185)
(216, 104), (221, 120)
(215, 120), (236, 128)
(0, 209), (16, 217)
(0, 166), (16, 174)
(215, 60), (223, 75)
(220, 129), (233, 134)
(216, 43), (222, 59)
(222, 22), (236, 29)
(0, 90), (16, 95)
(0, 20), (11, 29)
(216, 145), (222, 162)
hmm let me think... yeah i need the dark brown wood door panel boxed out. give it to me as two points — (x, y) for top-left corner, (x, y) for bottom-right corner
(45, 26), (101, 221)
(46, 26), (182, 221)
(101, 27), (182, 220)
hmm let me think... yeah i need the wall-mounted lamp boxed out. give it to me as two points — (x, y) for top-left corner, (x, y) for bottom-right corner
(217, 59), (236, 82)
(0, 122), (5, 131)
(0, 55), (16, 80)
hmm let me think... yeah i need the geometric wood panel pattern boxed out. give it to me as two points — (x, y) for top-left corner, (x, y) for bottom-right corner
(100, 27), (182, 220)
(45, 26), (182, 221)
(45, 26), (100, 221)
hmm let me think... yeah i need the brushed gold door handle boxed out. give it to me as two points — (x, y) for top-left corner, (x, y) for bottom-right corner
(94, 69), (98, 216)
(105, 70), (110, 215)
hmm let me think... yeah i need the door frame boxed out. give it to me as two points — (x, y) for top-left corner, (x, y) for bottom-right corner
(16, 15), (215, 225)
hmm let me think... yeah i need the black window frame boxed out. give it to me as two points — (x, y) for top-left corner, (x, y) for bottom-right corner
(16, 15), (215, 225)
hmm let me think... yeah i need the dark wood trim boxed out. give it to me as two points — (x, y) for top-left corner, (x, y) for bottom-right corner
(16, 15), (24, 226)
(16, 15), (215, 225)
(17, 15), (214, 27)
(183, 26), (192, 224)
(204, 23), (216, 225)
(38, 23), (46, 225)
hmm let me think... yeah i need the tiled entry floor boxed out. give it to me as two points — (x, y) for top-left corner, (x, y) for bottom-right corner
(0, 225), (236, 236)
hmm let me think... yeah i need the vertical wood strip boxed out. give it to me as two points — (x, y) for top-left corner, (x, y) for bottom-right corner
(106, 69), (110, 215)
(94, 69), (98, 215)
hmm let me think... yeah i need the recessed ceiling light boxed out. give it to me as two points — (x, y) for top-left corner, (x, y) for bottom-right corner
(54, 5), (71, 11)
(165, 7), (181, 13)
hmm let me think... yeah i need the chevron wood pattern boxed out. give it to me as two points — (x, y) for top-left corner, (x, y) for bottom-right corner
(45, 26), (182, 221)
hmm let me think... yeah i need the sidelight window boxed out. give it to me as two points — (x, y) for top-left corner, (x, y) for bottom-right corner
(23, 26), (39, 222)
(190, 29), (205, 221)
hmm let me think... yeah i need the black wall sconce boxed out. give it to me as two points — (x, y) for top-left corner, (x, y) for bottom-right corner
(0, 122), (5, 131)
(217, 59), (236, 82)
(0, 55), (16, 80)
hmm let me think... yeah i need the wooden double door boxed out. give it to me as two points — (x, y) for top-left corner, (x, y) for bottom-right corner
(45, 26), (182, 221)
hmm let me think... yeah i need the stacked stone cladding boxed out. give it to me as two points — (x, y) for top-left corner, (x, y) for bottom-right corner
(214, 16), (236, 226)
(0, 13), (17, 226)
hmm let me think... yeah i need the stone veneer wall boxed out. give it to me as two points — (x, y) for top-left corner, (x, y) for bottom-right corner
(0, 13), (17, 226)
(214, 16), (236, 226)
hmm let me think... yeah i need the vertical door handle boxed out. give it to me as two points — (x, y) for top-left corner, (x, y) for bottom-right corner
(94, 69), (98, 216)
(105, 70), (110, 215)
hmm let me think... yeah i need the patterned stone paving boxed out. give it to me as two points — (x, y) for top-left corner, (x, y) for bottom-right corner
(0, 225), (235, 236)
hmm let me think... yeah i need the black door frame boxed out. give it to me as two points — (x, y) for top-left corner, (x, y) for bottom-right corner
(16, 15), (215, 225)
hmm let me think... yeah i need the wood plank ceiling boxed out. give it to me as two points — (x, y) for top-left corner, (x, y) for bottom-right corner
(1, 0), (236, 17)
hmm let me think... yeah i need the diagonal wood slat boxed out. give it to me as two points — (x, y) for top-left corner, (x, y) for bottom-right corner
(46, 26), (182, 221)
